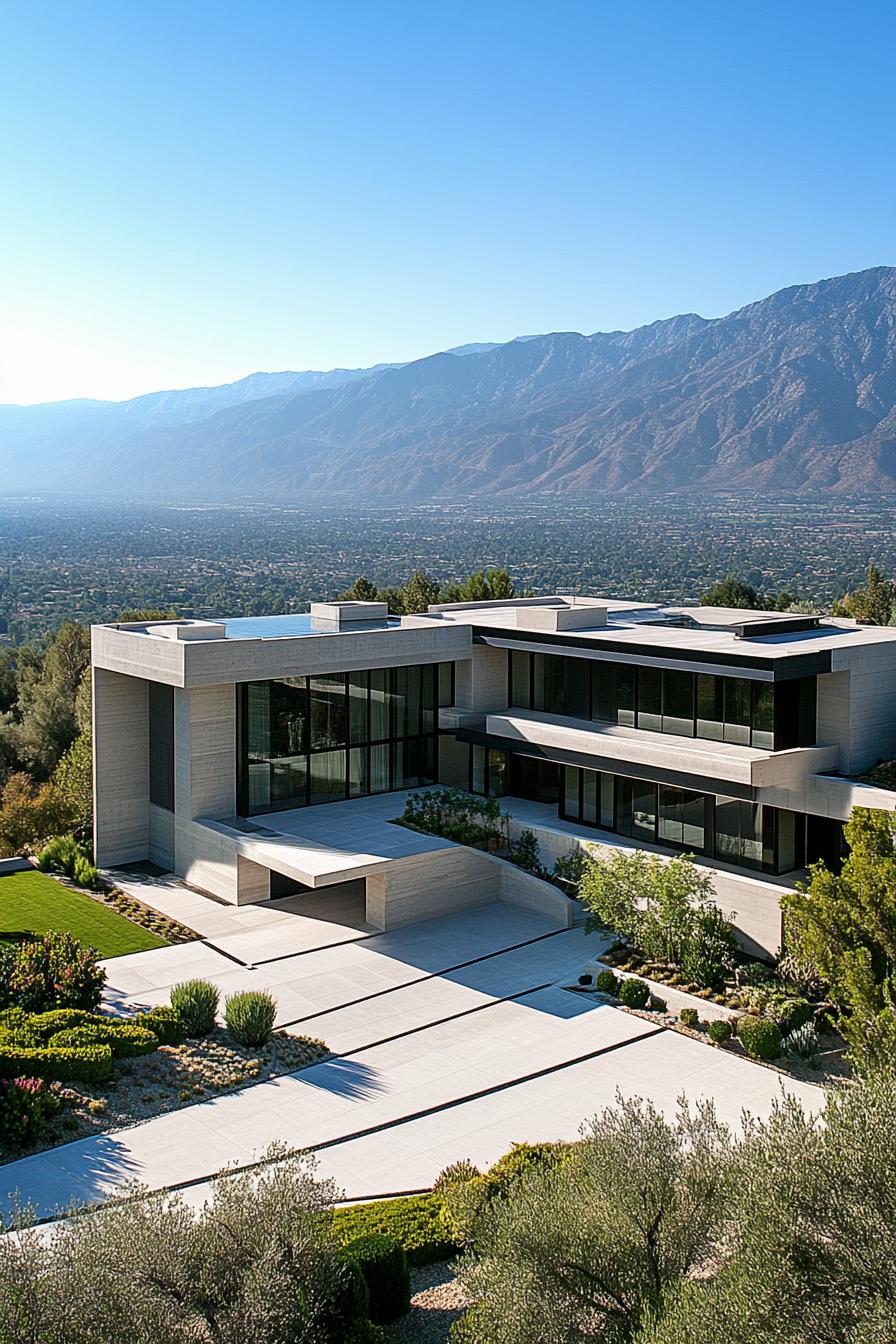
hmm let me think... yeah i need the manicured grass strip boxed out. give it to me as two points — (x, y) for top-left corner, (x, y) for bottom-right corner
(0, 870), (169, 957)
(333, 1192), (458, 1266)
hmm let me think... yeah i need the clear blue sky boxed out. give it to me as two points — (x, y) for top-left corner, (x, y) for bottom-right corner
(1, 0), (894, 404)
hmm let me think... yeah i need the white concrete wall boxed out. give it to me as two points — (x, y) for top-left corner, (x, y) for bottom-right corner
(236, 854), (271, 904)
(148, 804), (175, 870)
(839, 642), (896, 774)
(365, 843), (574, 931)
(454, 645), (507, 712)
(93, 667), (149, 866)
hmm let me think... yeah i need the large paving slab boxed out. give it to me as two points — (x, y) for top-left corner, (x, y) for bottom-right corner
(5, 878), (826, 1223)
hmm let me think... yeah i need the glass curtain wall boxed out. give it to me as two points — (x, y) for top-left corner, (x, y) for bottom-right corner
(558, 763), (804, 875)
(509, 650), (815, 750)
(238, 662), (453, 814)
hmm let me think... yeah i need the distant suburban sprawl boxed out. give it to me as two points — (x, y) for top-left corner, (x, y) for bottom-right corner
(2, 496), (896, 642)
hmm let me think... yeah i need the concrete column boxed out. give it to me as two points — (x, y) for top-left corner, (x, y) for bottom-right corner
(92, 667), (149, 865)
(454, 646), (508, 712)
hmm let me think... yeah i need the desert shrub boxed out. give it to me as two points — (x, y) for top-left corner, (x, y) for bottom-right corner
(649, 993), (667, 1013)
(224, 990), (276, 1047)
(618, 977), (650, 1009)
(170, 979), (219, 1036)
(680, 904), (739, 988)
(594, 968), (619, 995)
(707, 1018), (732, 1044)
(0, 1076), (59, 1148)
(0, 1040), (112, 1083)
(781, 1020), (820, 1064)
(742, 986), (815, 1035)
(738, 1016), (782, 1061)
(340, 1321), (385, 1344)
(680, 1007), (700, 1028)
(334, 1191), (458, 1266)
(0, 932), (105, 1013)
(433, 1158), (481, 1195)
(136, 1004), (184, 1045)
(342, 1234), (410, 1323)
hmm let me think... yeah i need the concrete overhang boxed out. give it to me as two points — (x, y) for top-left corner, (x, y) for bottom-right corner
(482, 710), (840, 792)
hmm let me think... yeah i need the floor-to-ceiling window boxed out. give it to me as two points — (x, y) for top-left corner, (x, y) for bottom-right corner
(508, 650), (816, 750)
(237, 662), (454, 815)
(555, 762), (810, 875)
(148, 682), (174, 812)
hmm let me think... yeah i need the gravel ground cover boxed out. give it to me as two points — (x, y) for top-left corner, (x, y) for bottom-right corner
(384, 1261), (470, 1344)
(2, 1027), (328, 1162)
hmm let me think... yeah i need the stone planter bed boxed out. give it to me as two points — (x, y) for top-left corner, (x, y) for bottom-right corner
(50, 868), (199, 945)
(2, 1027), (328, 1164)
(564, 965), (849, 1086)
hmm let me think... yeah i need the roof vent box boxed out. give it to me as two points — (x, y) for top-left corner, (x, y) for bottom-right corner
(515, 605), (608, 632)
(144, 620), (226, 641)
(310, 601), (390, 630)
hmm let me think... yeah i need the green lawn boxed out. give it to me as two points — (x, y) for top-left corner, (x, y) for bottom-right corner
(0, 869), (169, 957)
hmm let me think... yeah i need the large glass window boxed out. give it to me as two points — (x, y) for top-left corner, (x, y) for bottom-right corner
(505, 649), (815, 751)
(148, 682), (175, 812)
(237, 662), (439, 814)
(557, 766), (802, 874)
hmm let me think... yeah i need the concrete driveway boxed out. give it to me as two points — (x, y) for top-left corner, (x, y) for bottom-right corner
(1, 877), (825, 1218)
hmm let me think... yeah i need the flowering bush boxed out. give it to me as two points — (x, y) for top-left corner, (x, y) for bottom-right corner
(0, 1076), (59, 1149)
(0, 931), (106, 1013)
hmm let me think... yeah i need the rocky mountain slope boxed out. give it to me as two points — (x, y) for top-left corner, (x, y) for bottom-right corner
(3, 267), (895, 497)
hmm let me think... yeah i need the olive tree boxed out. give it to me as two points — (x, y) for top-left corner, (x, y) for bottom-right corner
(640, 1067), (896, 1344)
(452, 1095), (732, 1344)
(0, 1148), (356, 1344)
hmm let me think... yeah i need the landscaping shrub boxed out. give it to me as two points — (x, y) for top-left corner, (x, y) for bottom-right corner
(738, 1016), (782, 1061)
(72, 854), (99, 889)
(0, 931), (105, 1013)
(679, 1007), (700, 1028)
(225, 989), (276, 1047)
(649, 993), (667, 1013)
(37, 834), (83, 877)
(594, 968), (619, 995)
(48, 1021), (158, 1059)
(340, 1321), (385, 1344)
(553, 847), (588, 886)
(707, 1018), (732, 1044)
(333, 1192), (458, 1266)
(25, 1007), (95, 1040)
(0, 1040), (112, 1083)
(782, 1020), (820, 1064)
(170, 979), (219, 1036)
(510, 828), (541, 872)
(618, 977), (650, 1009)
(136, 1004), (184, 1045)
(326, 1252), (371, 1336)
(440, 1143), (569, 1244)
(342, 1234), (411, 1323)
(0, 1076), (58, 1148)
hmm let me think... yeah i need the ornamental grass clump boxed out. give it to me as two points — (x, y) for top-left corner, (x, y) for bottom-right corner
(170, 979), (219, 1037)
(224, 990), (276, 1047)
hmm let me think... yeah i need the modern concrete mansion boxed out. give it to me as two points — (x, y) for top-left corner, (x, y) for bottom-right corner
(91, 596), (896, 956)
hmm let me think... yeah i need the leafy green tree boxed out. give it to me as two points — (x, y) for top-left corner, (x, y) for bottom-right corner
(699, 576), (760, 609)
(454, 1096), (732, 1344)
(578, 850), (736, 982)
(337, 577), (380, 603)
(400, 570), (442, 614)
(781, 807), (896, 1070)
(0, 772), (76, 858)
(442, 568), (516, 604)
(117, 607), (179, 622)
(832, 564), (896, 625)
(6, 622), (90, 776)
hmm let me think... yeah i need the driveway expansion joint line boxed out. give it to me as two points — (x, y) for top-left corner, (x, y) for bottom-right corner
(274, 926), (570, 1030)
(335, 981), (556, 1060)
(23, 1021), (667, 1225)
(200, 941), (254, 969)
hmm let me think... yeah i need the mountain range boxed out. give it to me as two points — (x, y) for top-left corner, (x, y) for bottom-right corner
(3, 266), (895, 498)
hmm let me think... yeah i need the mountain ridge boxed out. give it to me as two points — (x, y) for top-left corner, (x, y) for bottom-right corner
(3, 266), (895, 498)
